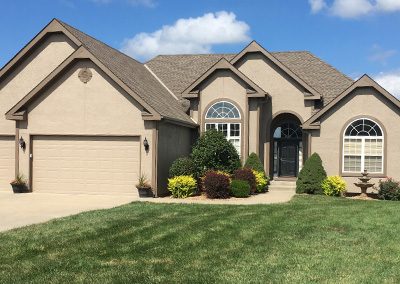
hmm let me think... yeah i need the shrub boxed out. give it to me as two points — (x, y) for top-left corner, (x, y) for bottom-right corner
(231, 179), (250, 198)
(191, 129), (241, 177)
(253, 170), (269, 193)
(296, 153), (327, 194)
(322, 176), (346, 196)
(167, 175), (197, 198)
(169, 156), (195, 178)
(377, 178), (400, 201)
(244, 152), (264, 172)
(203, 171), (231, 199)
(233, 168), (256, 193)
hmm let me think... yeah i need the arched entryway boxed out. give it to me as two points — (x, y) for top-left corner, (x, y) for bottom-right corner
(271, 113), (303, 178)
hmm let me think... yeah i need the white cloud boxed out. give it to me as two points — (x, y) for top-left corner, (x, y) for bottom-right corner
(375, 70), (400, 98)
(309, 0), (400, 18)
(309, 0), (327, 13)
(120, 11), (250, 61)
(331, 0), (374, 17)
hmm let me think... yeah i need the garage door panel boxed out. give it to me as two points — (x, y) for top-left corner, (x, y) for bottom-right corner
(33, 136), (140, 195)
(0, 136), (15, 191)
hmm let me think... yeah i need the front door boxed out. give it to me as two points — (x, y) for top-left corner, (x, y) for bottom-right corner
(279, 141), (298, 177)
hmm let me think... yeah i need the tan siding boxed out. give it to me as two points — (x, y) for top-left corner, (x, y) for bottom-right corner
(157, 122), (194, 196)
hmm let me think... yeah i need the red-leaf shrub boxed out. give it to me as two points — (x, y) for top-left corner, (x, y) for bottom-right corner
(233, 168), (256, 193)
(203, 171), (230, 199)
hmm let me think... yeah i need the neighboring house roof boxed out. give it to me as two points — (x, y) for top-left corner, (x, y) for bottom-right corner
(1, 19), (195, 126)
(302, 74), (400, 129)
(146, 46), (353, 106)
(181, 58), (269, 99)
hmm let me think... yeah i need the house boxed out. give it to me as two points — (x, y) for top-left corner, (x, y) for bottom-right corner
(1, 19), (399, 196)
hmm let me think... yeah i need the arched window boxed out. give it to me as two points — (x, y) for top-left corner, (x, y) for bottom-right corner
(343, 118), (384, 174)
(273, 122), (302, 139)
(205, 101), (241, 155)
(206, 101), (241, 119)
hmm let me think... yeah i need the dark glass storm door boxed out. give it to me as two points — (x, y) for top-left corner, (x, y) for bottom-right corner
(278, 140), (298, 177)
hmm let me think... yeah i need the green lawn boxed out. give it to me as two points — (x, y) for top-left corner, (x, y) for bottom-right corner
(1, 196), (400, 283)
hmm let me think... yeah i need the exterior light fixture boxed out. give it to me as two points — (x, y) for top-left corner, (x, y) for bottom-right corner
(143, 137), (149, 152)
(19, 136), (26, 151)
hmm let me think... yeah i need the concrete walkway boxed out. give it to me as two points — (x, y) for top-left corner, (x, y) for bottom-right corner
(141, 188), (296, 205)
(0, 191), (137, 232)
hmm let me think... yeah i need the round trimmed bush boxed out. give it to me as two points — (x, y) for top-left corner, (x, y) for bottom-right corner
(296, 153), (327, 194)
(233, 168), (256, 193)
(322, 176), (346, 196)
(230, 179), (250, 198)
(169, 156), (195, 178)
(167, 175), (197, 198)
(203, 171), (231, 199)
(244, 152), (264, 172)
(191, 129), (241, 177)
(378, 178), (400, 201)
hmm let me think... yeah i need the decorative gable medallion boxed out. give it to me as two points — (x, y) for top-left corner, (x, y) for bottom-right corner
(78, 68), (92, 84)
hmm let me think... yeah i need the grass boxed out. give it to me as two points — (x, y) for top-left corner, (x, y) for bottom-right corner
(1, 195), (400, 283)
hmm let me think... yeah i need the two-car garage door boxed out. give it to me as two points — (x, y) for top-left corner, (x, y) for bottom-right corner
(32, 136), (140, 195)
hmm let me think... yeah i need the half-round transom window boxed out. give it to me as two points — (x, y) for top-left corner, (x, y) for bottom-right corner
(343, 118), (384, 174)
(345, 118), (383, 136)
(205, 101), (240, 119)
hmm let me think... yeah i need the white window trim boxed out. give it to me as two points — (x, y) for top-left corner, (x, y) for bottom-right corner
(205, 122), (241, 155)
(342, 118), (384, 174)
(205, 101), (241, 119)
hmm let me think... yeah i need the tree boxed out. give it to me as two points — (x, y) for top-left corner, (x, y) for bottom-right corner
(191, 129), (241, 177)
(296, 153), (327, 194)
(244, 152), (264, 172)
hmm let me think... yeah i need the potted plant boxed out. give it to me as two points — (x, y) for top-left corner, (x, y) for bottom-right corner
(136, 174), (153, 197)
(10, 174), (29, 193)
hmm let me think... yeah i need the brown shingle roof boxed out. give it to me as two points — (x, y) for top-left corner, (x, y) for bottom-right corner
(146, 52), (353, 105)
(57, 20), (195, 126)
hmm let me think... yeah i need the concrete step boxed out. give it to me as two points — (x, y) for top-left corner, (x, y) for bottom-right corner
(269, 180), (296, 191)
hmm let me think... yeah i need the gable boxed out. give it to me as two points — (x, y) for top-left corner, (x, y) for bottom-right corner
(231, 41), (322, 100)
(25, 60), (147, 134)
(0, 32), (77, 134)
(236, 52), (314, 121)
(303, 75), (400, 129)
(182, 58), (267, 99)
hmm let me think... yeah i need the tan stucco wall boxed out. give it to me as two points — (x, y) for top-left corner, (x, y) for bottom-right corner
(17, 60), (155, 188)
(199, 70), (248, 121)
(157, 122), (194, 196)
(311, 87), (400, 192)
(236, 52), (313, 122)
(198, 70), (248, 160)
(0, 33), (76, 134)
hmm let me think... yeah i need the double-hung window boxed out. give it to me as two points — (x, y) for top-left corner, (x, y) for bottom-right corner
(343, 118), (384, 174)
(205, 101), (241, 155)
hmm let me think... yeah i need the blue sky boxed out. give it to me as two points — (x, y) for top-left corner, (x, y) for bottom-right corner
(1, 0), (400, 96)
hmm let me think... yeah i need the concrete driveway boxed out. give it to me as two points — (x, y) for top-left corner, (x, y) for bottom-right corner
(0, 191), (138, 232)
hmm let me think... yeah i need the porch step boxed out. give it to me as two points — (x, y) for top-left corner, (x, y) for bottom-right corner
(268, 180), (296, 191)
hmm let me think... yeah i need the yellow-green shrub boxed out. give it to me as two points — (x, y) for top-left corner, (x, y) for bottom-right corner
(322, 176), (346, 196)
(168, 175), (197, 198)
(253, 170), (269, 193)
